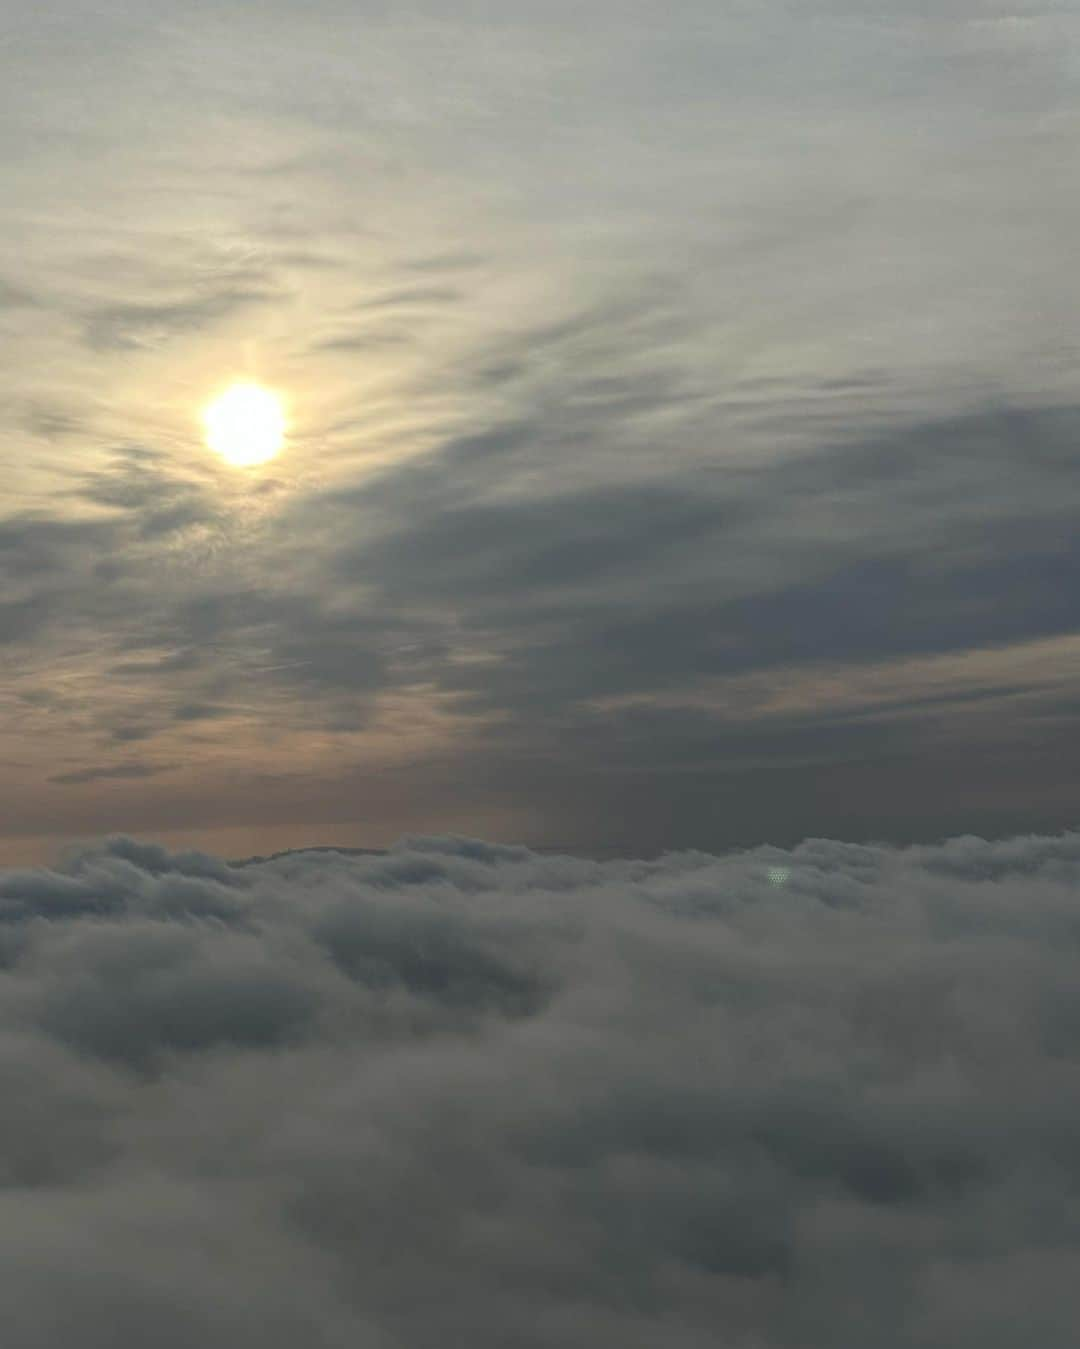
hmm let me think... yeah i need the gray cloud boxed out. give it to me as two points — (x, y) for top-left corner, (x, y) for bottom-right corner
(354, 285), (463, 312)
(5, 395), (1080, 850)
(268, 403), (1080, 814)
(0, 827), (1079, 1345)
(49, 762), (172, 786)
(172, 702), (230, 722)
(0, 277), (38, 309)
(81, 286), (278, 351)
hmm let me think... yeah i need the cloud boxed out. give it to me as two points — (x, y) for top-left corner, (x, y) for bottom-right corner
(1, 827), (1079, 1345)
(171, 702), (230, 722)
(48, 763), (172, 786)
(6, 393), (1080, 851)
(0, 277), (38, 309)
(245, 402), (1080, 850)
(80, 288), (276, 351)
(353, 285), (463, 312)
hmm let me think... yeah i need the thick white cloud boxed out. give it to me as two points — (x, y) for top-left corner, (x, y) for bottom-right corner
(1, 827), (1078, 1345)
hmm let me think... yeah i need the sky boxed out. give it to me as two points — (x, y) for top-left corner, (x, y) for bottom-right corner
(4, 0), (1080, 861)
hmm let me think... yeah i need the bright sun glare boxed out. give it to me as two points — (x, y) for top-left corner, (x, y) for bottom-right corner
(204, 383), (286, 467)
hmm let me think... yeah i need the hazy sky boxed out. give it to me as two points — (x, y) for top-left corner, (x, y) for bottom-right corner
(5, 0), (1080, 861)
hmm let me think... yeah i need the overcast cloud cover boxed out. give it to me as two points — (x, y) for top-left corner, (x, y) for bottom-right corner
(0, 829), (1077, 1346)
(3, 0), (1080, 858)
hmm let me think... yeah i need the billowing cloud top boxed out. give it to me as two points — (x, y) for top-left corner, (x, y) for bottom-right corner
(1, 828), (1079, 1345)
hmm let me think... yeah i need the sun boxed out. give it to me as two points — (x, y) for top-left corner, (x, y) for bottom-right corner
(203, 383), (286, 467)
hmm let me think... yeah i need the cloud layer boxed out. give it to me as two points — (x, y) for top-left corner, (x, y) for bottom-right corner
(2, 828), (1079, 1346)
